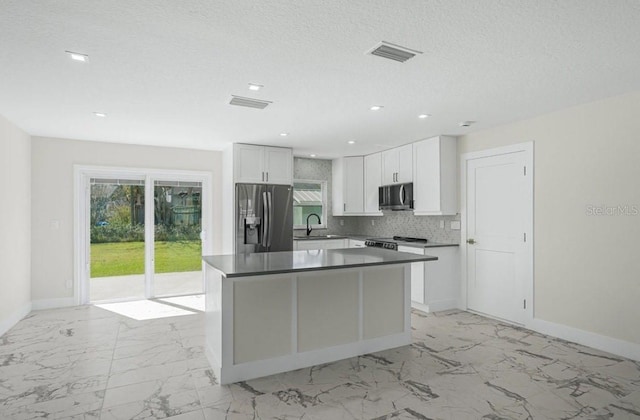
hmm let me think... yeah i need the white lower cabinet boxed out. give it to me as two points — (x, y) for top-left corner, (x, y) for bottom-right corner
(399, 246), (460, 313)
(349, 239), (366, 248)
(294, 239), (348, 250)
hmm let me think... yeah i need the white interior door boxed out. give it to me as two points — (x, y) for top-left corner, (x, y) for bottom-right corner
(466, 151), (529, 324)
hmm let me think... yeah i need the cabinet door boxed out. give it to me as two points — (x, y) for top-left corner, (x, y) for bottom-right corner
(343, 157), (364, 214)
(413, 137), (441, 213)
(264, 147), (293, 185)
(412, 136), (457, 215)
(349, 239), (366, 248)
(396, 144), (413, 183)
(382, 149), (398, 185)
(296, 239), (347, 250)
(322, 239), (348, 249)
(364, 153), (382, 213)
(235, 144), (265, 183)
(424, 247), (460, 312)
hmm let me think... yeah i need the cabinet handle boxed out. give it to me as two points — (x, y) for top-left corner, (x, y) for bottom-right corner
(344, 203), (346, 212)
(266, 172), (269, 182)
(261, 172), (264, 182)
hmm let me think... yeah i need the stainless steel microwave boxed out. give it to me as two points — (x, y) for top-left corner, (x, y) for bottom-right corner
(378, 182), (414, 211)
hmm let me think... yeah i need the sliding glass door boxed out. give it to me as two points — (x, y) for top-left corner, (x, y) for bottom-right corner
(152, 180), (203, 297)
(89, 178), (146, 302)
(79, 168), (210, 304)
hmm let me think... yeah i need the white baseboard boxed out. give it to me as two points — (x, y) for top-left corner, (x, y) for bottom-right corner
(529, 317), (640, 362)
(215, 331), (411, 385)
(411, 301), (430, 313)
(0, 302), (32, 337)
(427, 298), (459, 313)
(31, 297), (76, 310)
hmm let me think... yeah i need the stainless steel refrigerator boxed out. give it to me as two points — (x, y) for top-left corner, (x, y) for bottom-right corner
(235, 183), (293, 254)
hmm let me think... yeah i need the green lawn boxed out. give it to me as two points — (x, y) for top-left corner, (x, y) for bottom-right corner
(91, 240), (201, 278)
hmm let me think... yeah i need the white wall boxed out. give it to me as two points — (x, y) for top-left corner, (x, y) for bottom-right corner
(31, 137), (222, 304)
(458, 91), (640, 345)
(0, 115), (31, 335)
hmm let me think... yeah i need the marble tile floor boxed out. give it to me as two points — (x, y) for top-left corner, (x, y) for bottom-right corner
(1, 303), (640, 420)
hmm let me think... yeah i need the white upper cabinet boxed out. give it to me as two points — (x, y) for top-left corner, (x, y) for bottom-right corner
(382, 144), (413, 184)
(235, 144), (265, 184)
(234, 144), (293, 185)
(263, 146), (293, 185)
(332, 156), (364, 216)
(363, 153), (383, 214)
(412, 136), (457, 215)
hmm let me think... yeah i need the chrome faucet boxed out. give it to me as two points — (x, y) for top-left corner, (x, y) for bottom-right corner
(306, 213), (321, 236)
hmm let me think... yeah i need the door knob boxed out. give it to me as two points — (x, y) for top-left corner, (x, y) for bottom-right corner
(466, 238), (476, 244)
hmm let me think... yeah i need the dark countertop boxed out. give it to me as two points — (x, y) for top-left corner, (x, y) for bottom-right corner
(293, 235), (348, 241)
(203, 248), (438, 278)
(293, 234), (459, 248)
(399, 242), (459, 249)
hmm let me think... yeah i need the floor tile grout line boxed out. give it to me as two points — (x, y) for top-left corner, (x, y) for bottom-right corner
(100, 312), (123, 415)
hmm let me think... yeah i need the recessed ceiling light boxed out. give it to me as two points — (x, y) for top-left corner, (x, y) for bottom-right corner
(310, 154), (317, 158)
(280, 132), (289, 137)
(347, 140), (356, 144)
(66, 51), (89, 62)
(370, 106), (383, 111)
(418, 114), (431, 119)
(248, 83), (263, 91)
(93, 112), (106, 117)
(459, 121), (476, 127)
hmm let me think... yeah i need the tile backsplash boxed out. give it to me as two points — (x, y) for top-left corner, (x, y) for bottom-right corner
(349, 212), (461, 244)
(293, 157), (460, 244)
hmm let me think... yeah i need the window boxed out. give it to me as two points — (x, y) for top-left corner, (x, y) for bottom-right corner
(293, 180), (327, 229)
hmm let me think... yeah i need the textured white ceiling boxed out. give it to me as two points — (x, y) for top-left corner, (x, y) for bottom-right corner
(1, 1), (640, 157)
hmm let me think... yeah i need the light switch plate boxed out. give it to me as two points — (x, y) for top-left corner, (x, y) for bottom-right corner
(439, 220), (445, 229)
(450, 221), (461, 230)
(50, 220), (60, 230)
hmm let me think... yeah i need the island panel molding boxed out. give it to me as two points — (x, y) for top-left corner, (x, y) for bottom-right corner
(363, 266), (405, 339)
(233, 276), (292, 363)
(297, 270), (359, 352)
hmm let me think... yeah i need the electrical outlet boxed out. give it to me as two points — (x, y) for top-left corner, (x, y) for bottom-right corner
(65, 279), (72, 289)
(340, 219), (344, 226)
(439, 220), (445, 229)
(371, 220), (375, 226)
(50, 220), (60, 230)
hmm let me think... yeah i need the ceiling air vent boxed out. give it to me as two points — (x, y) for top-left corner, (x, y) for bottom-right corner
(367, 41), (422, 63)
(229, 96), (272, 109)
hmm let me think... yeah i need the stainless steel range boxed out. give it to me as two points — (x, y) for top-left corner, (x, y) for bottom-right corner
(364, 236), (428, 251)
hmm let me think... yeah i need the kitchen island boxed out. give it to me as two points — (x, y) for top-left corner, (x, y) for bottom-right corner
(203, 248), (437, 384)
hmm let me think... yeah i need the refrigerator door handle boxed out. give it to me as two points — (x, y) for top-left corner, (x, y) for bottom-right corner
(267, 191), (273, 247)
(261, 191), (269, 247)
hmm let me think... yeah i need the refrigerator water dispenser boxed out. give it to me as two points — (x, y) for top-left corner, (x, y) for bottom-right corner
(244, 216), (261, 244)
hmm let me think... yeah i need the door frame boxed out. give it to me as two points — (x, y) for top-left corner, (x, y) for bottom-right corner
(73, 165), (213, 305)
(459, 141), (534, 326)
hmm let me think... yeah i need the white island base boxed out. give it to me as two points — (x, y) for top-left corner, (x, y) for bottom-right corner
(204, 263), (411, 385)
